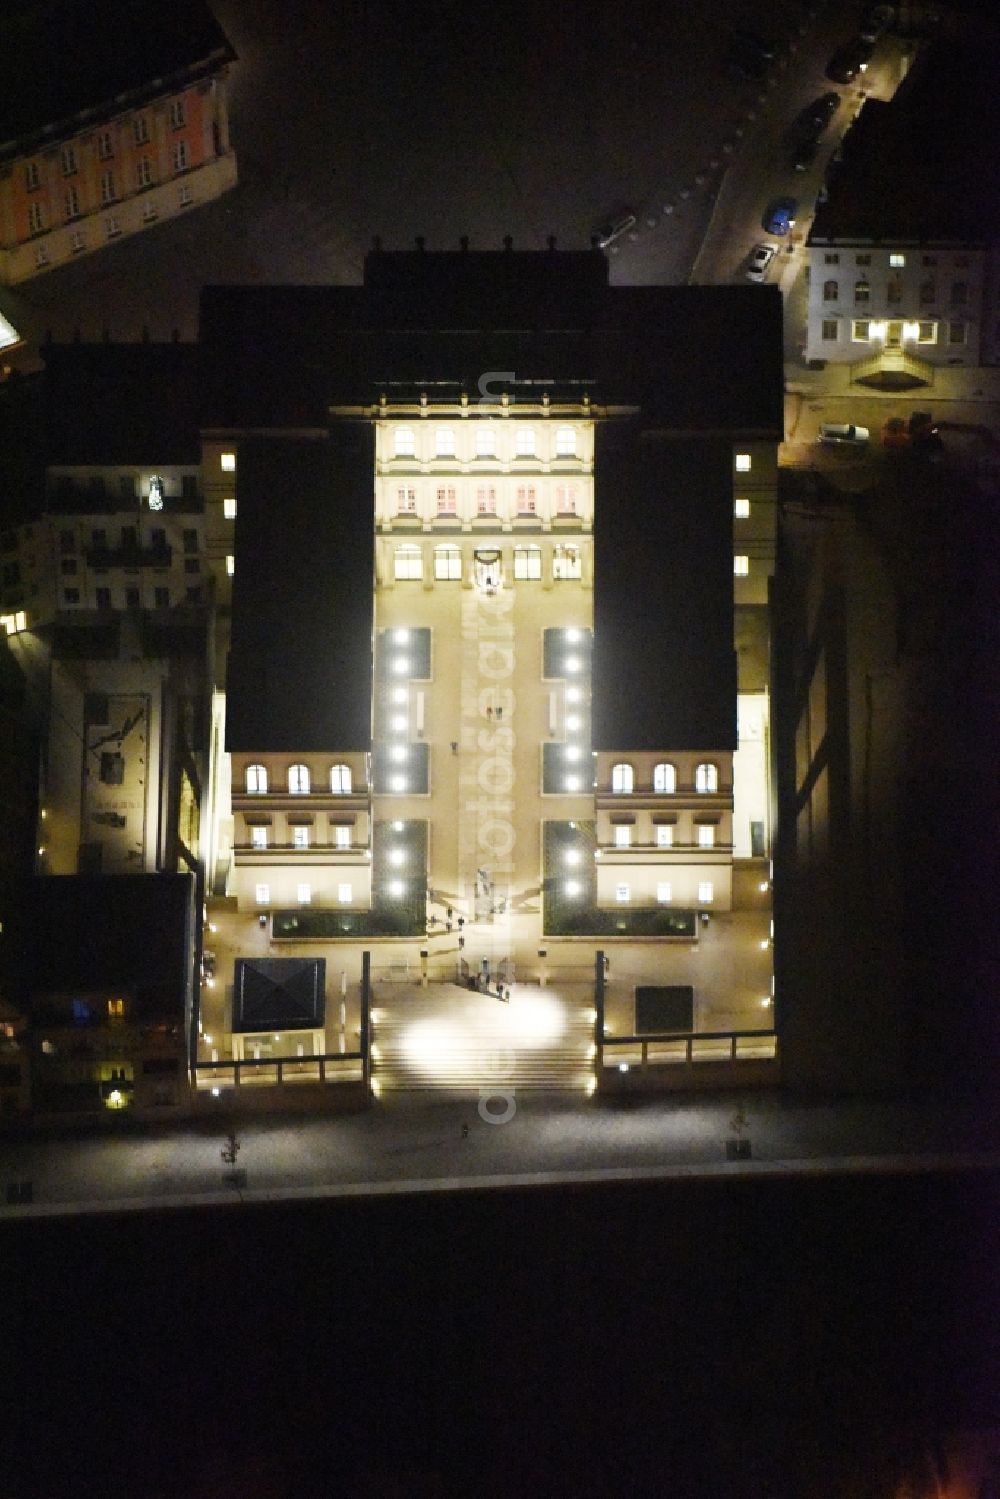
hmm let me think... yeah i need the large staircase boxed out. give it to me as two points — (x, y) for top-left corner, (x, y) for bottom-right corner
(372, 981), (594, 1093)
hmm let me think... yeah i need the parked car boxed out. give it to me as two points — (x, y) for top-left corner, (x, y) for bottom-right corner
(595, 211), (636, 249)
(763, 198), (798, 235)
(746, 243), (778, 281)
(795, 92), (841, 134)
(819, 422), (870, 445)
(859, 4), (894, 43)
(825, 38), (875, 84)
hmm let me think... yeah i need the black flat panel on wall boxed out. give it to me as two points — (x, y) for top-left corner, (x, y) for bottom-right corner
(226, 434), (373, 752)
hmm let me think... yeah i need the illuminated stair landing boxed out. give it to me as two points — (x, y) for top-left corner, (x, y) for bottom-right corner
(372, 982), (594, 1093)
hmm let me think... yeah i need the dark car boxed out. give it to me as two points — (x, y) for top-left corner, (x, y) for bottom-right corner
(791, 136), (820, 172)
(795, 92), (841, 133)
(763, 198), (798, 235)
(825, 38), (875, 84)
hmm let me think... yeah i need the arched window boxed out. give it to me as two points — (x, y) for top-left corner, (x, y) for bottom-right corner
(245, 763), (267, 794)
(653, 762), (676, 793)
(288, 763), (311, 794)
(553, 544), (581, 580)
(854, 279), (870, 305)
(434, 544), (462, 580)
(393, 426), (415, 457)
(695, 762), (718, 793)
(394, 544), (423, 580)
(611, 762), (634, 794)
(555, 426), (576, 457)
(513, 544), (542, 580)
(823, 279), (839, 302)
(329, 764), (352, 793)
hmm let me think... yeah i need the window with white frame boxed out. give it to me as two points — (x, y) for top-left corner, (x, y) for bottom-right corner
(513, 545), (542, 580)
(297, 883), (312, 904)
(337, 883), (353, 904)
(25, 162), (40, 191)
(695, 762), (718, 793)
(554, 485), (577, 514)
(288, 763), (311, 794)
(97, 131), (114, 160)
(172, 141), (188, 173)
(136, 157), (154, 190)
(133, 115), (150, 145)
(246, 764), (268, 794)
(226, 554), (235, 575)
(852, 320), (871, 341)
(334, 825), (351, 849)
(64, 186), (80, 220)
(734, 555), (749, 576)
(293, 826), (310, 848)
(697, 824), (716, 848)
(515, 427), (535, 456)
(555, 426), (577, 457)
(436, 485), (456, 513)
(656, 882), (672, 904)
(396, 486), (417, 513)
(614, 825), (631, 848)
(255, 883), (270, 904)
(221, 452), (236, 471)
(734, 498), (751, 518)
(735, 453), (751, 472)
(821, 319), (839, 341)
(553, 544), (581, 580)
(476, 486), (497, 514)
(889, 253), (906, 268)
(435, 427), (455, 457)
(615, 884), (630, 904)
(917, 322), (937, 344)
(223, 498), (237, 519)
(330, 764), (352, 793)
(35, 246), (49, 268)
(653, 762), (676, 793)
(28, 202), (44, 235)
(394, 544), (423, 580)
(655, 824), (673, 848)
(475, 425), (495, 457)
(394, 427), (415, 457)
(169, 99), (186, 129)
(697, 881), (715, 904)
(515, 486), (536, 513)
(106, 214), (121, 239)
(251, 825), (268, 849)
(100, 169), (116, 203)
(435, 543), (462, 580)
(611, 762), (634, 794)
(62, 145), (77, 176)
(70, 229), (86, 254)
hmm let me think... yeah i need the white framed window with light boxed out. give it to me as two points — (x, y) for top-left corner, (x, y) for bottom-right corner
(224, 498), (237, 519)
(475, 425), (495, 458)
(337, 883), (353, 904)
(330, 764), (352, 793)
(251, 825), (268, 849)
(292, 826), (310, 849)
(221, 452), (236, 472)
(296, 883), (312, 905)
(255, 883), (270, 905)
(246, 764), (268, 794)
(852, 320), (871, 342)
(435, 427), (455, 457)
(611, 763), (633, 794)
(615, 884), (631, 904)
(655, 824), (673, 848)
(288, 763), (311, 794)
(653, 762), (676, 793)
(614, 825), (631, 848)
(656, 882), (673, 904)
(435, 544), (462, 580)
(697, 824), (716, 848)
(554, 485), (577, 515)
(334, 825), (351, 849)
(394, 427), (415, 457)
(476, 486), (497, 515)
(394, 544), (423, 580)
(698, 881), (715, 904)
(734, 555), (749, 576)
(396, 486), (416, 513)
(695, 763), (718, 793)
(436, 486), (457, 514)
(513, 545), (542, 580)
(734, 498), (751, 519)
(553, 545), (581, 580)
(555, 426), (577, 457)
(226, 555), (235, 576)
(515, 427), (535, 457)
(735, 453), (751, 472)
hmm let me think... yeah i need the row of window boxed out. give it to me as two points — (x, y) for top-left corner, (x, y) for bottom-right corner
(821, 278), (968, 307)
(818, 319), (967, 345)
(22, 112), (171, 192)
(27, 150), (190, 235)
(607, 825), (720, 848)
(62, 585), (178, 608)
(245, 764), (354, 794)
(29, 189), (195, 263)
(610, 762), (719, 793)
(247, 825), (353, 850)
(565, 881), (716, 905)
(393, 543), (583, 581)
(57, 525), (199, 553)
(821, 252), (971, 269)
(255, 882), (355, 906)
(391, 425), (580, 459)
(390, 483), (580, 516)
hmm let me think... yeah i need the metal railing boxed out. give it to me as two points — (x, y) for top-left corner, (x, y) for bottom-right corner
(601, 1030), (778, 1068)
(192, 1051), (365, 1088)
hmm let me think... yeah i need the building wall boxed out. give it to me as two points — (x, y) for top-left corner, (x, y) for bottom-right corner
(732, 441), (777, 608)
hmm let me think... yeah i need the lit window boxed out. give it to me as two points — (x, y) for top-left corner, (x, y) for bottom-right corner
(28, 201), (45, 234)
(221, 453), (236, 472)
(515, 428), (535, 456)
(611, 763), (633, 794)
(917, 322), (937, 345)
(515, 486), (536, 514)
(476, 425), (495, 457)
(297, 883), (311, 905)
(653, 762), (676, 793)
(64, 185), (80, 220)
(293, 826), (310, 848)
(695, 763), (718, 793)
(734, 555), (749, 576)
(435, 544), (462, 580)
(476, 486), (497, 514)
(656, 882), (672, 904)
(396, 486), (417, 513)
(554, 485), (577, 515)
(436, 486), (457, 513)
(614, 825), (631, 848)
(133, 116), (150, 145)
(889, 253), (905, 268)
(513, 545), (542, 580)
(394, 544), (423, 580)
(255, 883), (270, 904)
(251, 825), (268, 849)
(337, 883), (353, 904)
(655, 825), (673, 848)
(854, 280), (870, 306)
(288, 763), (311, 794)
(223, 498), (237, 519)
(615, 884), (630, 904)
(246, 764), (268, 794)
(394, 427), (415, 457)
(734, 499), (750, 519)
(169, 99), (186, 130)
(553, 544), (581, 580)
(136, 157), (153, 189)
(334, 825), (351, 848)
(172, 141), (188, 173)
(555, 426), (576, 457)
(330, 764), (352, 793)
(435, 427), (455, 457)
(697, 825), (716, 848)
(226, 555), (235, 576)
(698, 881), (714, 904)
(735, 453), (751, 472)
(823, 279), (839, 302)
(565, 880), (582, 897)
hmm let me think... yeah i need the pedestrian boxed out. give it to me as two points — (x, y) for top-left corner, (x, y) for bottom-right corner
(450, 741), (458, 754)
(486, 705), (493, 722)
(496, 705), (503, 721)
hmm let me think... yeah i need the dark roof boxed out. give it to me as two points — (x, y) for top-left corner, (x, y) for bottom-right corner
(225, 435), (374, 753)
(199, 260), (783, 437)
(810, 34), (1000, 244)
(593, 429), (737, 752)
(42, 343), (202, 465)
(232, 958), (326, 1032)
(0, 0), (235, 153)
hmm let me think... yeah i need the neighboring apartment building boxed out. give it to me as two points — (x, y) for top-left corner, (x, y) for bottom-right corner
(804, 30), (1000, 375)
(0, 0), (236, 285)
